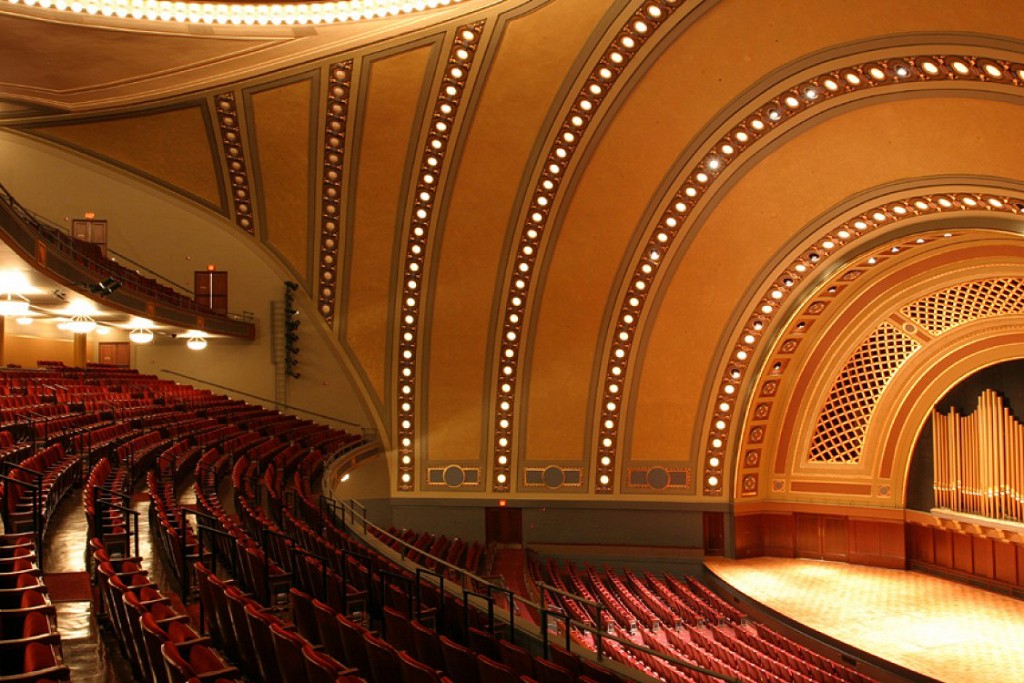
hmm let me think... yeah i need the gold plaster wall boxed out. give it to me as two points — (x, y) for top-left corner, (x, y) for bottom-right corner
(30, 107), (222, 208)
(9, 0), (1024, 505)
(345, 45), (434, 415)
(251, 79), (314, 280)
(425, 0), (611, 466)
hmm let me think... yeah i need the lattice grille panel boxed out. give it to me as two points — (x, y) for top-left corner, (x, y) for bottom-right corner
(808, 323), (920, 463)
(903, 278), (1024, 335)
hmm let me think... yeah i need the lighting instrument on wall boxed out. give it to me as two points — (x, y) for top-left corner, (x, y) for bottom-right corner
(284, 281), (300, 379)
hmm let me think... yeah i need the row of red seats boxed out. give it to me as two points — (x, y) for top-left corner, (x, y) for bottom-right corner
(0, 532), (70, 682)
(90, 538), (241, 683)
(2, 443), (81, 534)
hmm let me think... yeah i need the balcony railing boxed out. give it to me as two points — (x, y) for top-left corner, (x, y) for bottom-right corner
(0, 182), (255, 339)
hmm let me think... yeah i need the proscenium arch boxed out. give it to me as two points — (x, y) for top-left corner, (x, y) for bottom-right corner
(730, 222), (1024, 507)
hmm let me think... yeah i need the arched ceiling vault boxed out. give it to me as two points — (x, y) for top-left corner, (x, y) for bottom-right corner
(5, 0), (1024, 503)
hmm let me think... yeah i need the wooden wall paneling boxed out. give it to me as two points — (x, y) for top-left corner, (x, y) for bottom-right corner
(934, 528), (953, 569)
(703, 512), (725, 556)
(1017, 544), (1024, 586)
(877, 520), (906, 566)
(763, 513), (795, 557)
(994, 540), (1017, 585)
(795, 513), (821, 558)
(952, 532), (974, 574)
(733, 514), (764, 558)
(821, 516), (849, 561)
(849, 519), (879, 565)
(972, 536), (995, 579)
(907, 524), (934, 564)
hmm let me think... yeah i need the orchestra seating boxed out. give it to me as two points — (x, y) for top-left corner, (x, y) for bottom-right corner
(0, 365), (879, 683)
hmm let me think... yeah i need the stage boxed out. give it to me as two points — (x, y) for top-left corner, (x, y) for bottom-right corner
(705, 557), (1024, 683)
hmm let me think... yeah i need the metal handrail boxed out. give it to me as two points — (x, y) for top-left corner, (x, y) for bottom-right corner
(322, 492), (739, 683)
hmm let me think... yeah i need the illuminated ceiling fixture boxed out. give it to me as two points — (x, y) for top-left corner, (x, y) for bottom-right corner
(186, 334), (207, 351)
(0, 292), (29, 317)
(129, 328), (154, 344)
(4, 0), (461, 26)
(66, 314), (97, 334)
(14, 317), (31, 326)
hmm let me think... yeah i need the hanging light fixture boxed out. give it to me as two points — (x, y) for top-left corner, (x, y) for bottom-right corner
(186, 334), (207, 350)
(0, 292), (29, 317)
(129, 328), (154, 344)
(65, 314), (97, 334)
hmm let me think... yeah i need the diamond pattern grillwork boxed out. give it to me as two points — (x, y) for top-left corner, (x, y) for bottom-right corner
(808, 323), (920, 463)
(903, 278), (1024, 335)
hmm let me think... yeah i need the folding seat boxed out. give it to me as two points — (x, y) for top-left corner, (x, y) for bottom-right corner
(410, 619), (445, 671)
(439, 635), (480, 683)
(303, 641), (359, 683)
(337, 613), (374, 679)
(399, 649), (446, 683)
(3, 640), (71, 682)
(364, 632), (403, 683)
(0, 571), (47, 609)
(290, 587), (320, 645)
(139, 612), (208, 683)
(241, 544), (291, 607)
(311, 598), (346, 664)
(580, 658), (625, 683)
(270, 622), (312, 683)
(223, 586), (261, 681)
(244, 601), (287, 683)
(499, 639), (536, 678)
(478, 654), (523, 683)
(205, 574), (239, 660)
(124, 593), (189, 681)
(384, 606), (416, 654)
(160, 641), (240, 683)
(467, 626), (500, 661)
(534, 657), (575, 683)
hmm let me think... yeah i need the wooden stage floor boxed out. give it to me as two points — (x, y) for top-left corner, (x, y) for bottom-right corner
(705, 557), (1024, 683)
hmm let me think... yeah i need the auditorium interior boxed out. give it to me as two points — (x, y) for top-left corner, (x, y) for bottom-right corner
(1, 0), (1024, 682)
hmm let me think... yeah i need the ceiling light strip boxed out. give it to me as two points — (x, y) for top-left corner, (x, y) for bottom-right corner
(490, 0), (683, 494)
(214, 92), (256, 235)
(395, 21), (485, 492)
(318, 60), (354, 326)
(594, 54), (1024, 496)
(5, 0), (463, 25)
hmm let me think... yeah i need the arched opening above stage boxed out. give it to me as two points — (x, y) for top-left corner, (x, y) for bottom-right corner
(730, 218), (1024, 569)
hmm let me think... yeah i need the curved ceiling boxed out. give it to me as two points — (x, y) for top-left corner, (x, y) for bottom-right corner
(4, 0), (1024, 504)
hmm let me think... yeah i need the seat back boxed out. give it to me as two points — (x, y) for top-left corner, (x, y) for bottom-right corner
(336, 613), (373, 676)
(364, 632), (402, 683)
(312, 598), (346, 663)
(270, 622), (311, 683)
(439, 635), (480, 683)
(410, 618), (444, 671)
(535, 657), (576, 683)
(399, 649), (442, 683)
(477, 654), (523, 683)
(499, 639), (536, 677)
(290, 587), (320, 644)
(160, 642), (194, 683)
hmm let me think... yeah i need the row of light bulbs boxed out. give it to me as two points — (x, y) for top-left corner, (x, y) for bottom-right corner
(5, 0), (459, 25)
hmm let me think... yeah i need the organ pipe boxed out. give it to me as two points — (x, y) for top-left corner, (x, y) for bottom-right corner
(933, 389), (1024, 522)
